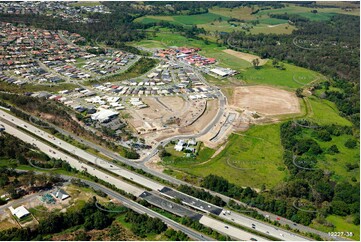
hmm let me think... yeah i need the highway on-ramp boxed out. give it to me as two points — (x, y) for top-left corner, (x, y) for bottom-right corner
(0, 115), (268, 241)
(0, 119), (214, 241)
(0, 108), (312, 241)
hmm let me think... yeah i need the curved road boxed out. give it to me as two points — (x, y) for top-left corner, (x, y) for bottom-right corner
(0, 61), (343, 241)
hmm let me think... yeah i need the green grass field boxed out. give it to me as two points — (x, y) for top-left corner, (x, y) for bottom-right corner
(249, 23), (296, 35)
(255, 4), (359, 20)
(162, 143), (215, 167)
(173, 13), (230, 25)
(208, 6), (258, 20)
(239, 61), (326, 89)
(133, 31), (252, 70)
(316, 134), (359, 183)
(311, 215), (360, 241)
(165, 123), (287, 189)
(307, 96), (352, 126)
(257, 18), (289, 25)
(135, 4), (358, 36)
(135, 12), (230, 26)
(134, 16), (176, 24)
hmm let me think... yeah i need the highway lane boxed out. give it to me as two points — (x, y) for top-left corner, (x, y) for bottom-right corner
(0, 109), (314, 241)
(0, 109), (164, 191)
(0, 56), (342, 240)
(82, 181), (215, 241)
(0, 120), (214, 241)
(0, 120), (145, 197)
(199, 216), (264, 241)
(160, 186), (308, 241)
(0, 117), (270, 241)
(23, 107), (340, 241)
(219, 210), (308, 241)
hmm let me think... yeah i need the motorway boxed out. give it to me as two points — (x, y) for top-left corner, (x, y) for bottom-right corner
(0, 112), (268, 241)
(0, 108), (316, 241)
(83, 181), (216, 241)
(0, 118), (213, 241)
(16, 91), (342, 241)
(0, 71), (341, 242)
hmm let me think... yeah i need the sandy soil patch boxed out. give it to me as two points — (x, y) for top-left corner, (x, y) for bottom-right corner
(232, 86), (300, 116)
(223, 49), (268, 66)
(127, 96), (188, 132)
(144, 155), (164, 173)
(179, 99), (218, 133)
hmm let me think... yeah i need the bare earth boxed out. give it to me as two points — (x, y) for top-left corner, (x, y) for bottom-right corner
(223, 49), (268, 66)
(232, 86), (300, 116)
(127, 96), (189, 132)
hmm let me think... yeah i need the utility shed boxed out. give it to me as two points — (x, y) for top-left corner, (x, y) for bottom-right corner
(9, 206), (30, 219)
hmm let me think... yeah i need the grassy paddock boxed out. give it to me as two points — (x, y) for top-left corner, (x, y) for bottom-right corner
(307, 96), (352, 126)
(311, 215), (360, 241)
(239, 61), (326, 89)
(164, 123), (287, 189)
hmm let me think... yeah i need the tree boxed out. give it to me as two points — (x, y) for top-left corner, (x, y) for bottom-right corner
(331, 200), (349, 216)
(327, 145), (339, 154)
(353, 214), (360, 225)
(74, 230), (90, 241)
(317, 130), (332, 142)
(296, 88), (304, 98)
(84, 211), (111, 231)
(344, 138), (357, 149)
(124, 149), (140, 159)
(0, 174), (9, 188)
(159, 147), (171, 158)
(38, 214), (64, 234)
(252, 58), (260, 68)
(272, 59), (279, 67)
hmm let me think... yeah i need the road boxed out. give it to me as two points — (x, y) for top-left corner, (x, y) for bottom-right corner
(0, 115), (269, 241)
(0, 108), (322, 241)
(0, 119), (213, 240)
(0, 119), (145, 197)
(82, 180), (215, 241)
(17, 96), (341, 241)
(0, 193), (41, 213)
(219, 210), (308, 241)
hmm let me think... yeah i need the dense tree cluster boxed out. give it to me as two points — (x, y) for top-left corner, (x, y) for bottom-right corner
(145, 1), (285, 14)
(164, 228), (189, 241)
(0, 133), (30, 159)
(125, 210), (167, 237)
(223, 14), (359, 126)
(202, 141), (360, 228)
(0, 198), (171, 240)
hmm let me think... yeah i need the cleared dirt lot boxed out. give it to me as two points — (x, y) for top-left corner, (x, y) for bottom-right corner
(179, 99), (218, 133)
(231, 86), (300, 116)
(127, 96), (210, 135)
(128, 96), (187, 132)
(223, 49), (268, 66)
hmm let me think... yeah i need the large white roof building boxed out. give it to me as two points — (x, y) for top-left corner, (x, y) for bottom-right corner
(91, 109), (118, 123)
